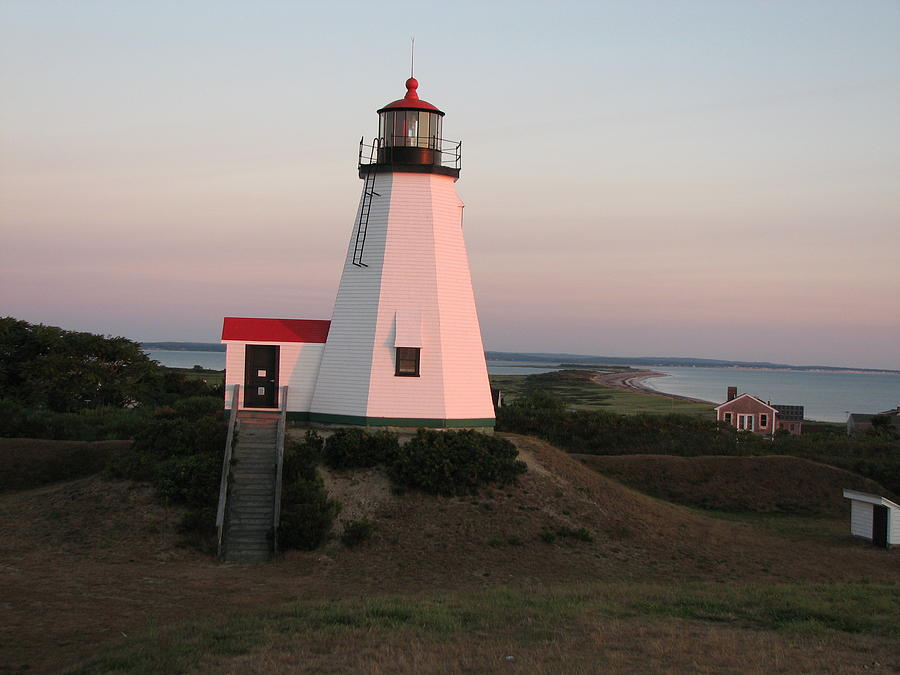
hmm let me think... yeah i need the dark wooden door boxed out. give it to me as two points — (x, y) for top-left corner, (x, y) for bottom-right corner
(873, 505), (889, 548)
(243, 345), (279, 408)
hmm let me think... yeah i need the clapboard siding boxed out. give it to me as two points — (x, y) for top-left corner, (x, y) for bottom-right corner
(223, 341), (325, 412)
(850, 500), (873, 539)
(310, 173), (393, 417)
(313, 171), (494, 424)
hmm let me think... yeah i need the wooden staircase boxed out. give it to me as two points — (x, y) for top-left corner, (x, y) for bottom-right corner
(216, 385), (289, 564)
(222, 411), (279, 562)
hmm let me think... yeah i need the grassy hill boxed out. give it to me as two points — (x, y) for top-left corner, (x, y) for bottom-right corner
(575, 454), (892, 516)
(1, 433), (898, 672)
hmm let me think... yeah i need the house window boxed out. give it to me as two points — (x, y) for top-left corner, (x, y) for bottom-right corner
(760, 414), (768, 428)
(789, 423), (795, 432)
(395, 347), (420, 377)
(723, 412), (732, 424)
(738, 414), (754, 431)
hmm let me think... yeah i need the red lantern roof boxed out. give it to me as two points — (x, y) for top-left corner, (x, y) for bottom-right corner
(221, 317), (330, 343)
(377, 77), (443, 114)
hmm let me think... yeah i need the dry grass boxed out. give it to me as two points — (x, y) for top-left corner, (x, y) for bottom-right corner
(574, 453), (888, 516)
(73, 583), (900, 673)
(2, 433), (899, 672)
(0, 438), (131, 492)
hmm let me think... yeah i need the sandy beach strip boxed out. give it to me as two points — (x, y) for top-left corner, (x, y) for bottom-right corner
(592, 370), (714, 405)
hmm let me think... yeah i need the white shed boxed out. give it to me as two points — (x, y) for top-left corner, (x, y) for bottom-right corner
(843, 489), (899, 548)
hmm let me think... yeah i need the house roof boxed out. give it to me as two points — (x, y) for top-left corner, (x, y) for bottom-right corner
(714, 393), (777, 413)
(773, 404), (804, 421)
(843, 489), (900, 510)
(221, 317), (330, 343)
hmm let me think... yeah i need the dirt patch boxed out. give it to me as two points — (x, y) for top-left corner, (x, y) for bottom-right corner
(574, 454), (889, 516)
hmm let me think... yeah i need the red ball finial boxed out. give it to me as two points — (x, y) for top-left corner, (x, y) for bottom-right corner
(405, 77), (419, 100)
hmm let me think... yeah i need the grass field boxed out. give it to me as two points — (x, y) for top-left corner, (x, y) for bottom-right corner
(162, 365), (225, 387)
(71, 581), (899, 673)
(490, 371), (715, 417)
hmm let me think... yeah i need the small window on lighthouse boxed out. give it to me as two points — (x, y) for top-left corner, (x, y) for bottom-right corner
(395, 347), (420, 377)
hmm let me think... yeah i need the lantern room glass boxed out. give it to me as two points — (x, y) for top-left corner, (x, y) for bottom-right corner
(379, 110), (442, 149)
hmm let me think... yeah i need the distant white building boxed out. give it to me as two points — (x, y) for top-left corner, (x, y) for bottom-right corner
(221, 76), (495, 430)
(843, 489), (899, 548)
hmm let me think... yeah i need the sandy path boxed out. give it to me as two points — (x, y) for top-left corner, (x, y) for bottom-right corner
(591, 370), (714, 404)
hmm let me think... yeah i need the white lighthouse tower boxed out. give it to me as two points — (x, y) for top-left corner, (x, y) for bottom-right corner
(309, 77), (495, 429)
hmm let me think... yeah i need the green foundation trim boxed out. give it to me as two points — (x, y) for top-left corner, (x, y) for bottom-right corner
(306, 412), (495, 428)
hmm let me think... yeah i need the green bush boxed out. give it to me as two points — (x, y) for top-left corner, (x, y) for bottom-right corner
(0, 439), (126, 492)
(104, 398), (228, 543)
(340, 519), (375, 547)
(278, 432), (341, 551)
(389, 429), (527, 496)
(0, 398), (150, 441)
(323, 428), (399, 469)
(498, 390), (900, 498)
(155, 454), (221, 507)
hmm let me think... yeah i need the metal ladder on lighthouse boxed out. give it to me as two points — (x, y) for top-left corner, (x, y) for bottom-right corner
(352, 138), (380, 267)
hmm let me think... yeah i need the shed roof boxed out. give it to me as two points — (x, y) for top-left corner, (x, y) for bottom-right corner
(843, 489), (900, 510)
(221, 317), (330, 343)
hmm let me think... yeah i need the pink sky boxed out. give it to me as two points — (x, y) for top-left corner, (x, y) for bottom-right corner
(1, 1), (898, 369)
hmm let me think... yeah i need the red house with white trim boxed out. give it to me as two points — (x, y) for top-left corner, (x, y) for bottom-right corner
(715, 387), (804, 436)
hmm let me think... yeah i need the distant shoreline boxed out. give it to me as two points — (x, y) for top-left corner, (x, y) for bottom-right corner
(591, 370), (716, 405)
(141, 343), (899, 375)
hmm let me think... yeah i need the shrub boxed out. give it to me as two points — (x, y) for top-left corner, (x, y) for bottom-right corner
(389, 429), (527, 496)
(278, 433), (341, 551)
(0, 399), (151, 441)
(323, 428), (399, 469)
(154, 454), (221, 507)
(340, 519), (375, 547)
(499, 387), (900, 498)
(104, 398), (228, 547)
(0, 439), (127, 492)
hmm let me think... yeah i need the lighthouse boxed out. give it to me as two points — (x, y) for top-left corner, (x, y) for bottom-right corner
(309, 76), (495, 429)
(221, 76), (494, 430)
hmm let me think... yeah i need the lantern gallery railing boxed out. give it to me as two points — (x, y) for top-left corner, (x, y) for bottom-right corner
(358, 137), (462, 171)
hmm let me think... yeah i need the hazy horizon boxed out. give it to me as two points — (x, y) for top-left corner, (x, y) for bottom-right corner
(2, 1), (898, 370)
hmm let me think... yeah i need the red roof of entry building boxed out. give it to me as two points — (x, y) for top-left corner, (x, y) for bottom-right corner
(221, 317), (330, 343)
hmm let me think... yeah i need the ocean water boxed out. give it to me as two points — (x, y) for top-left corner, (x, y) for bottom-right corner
(143, 352), (566, 376)
(144, 349), (898, 423)
(644, 367), (900, 423)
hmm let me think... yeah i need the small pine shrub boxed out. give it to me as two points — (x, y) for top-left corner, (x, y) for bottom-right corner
(323, 428), (399, 469)
(388, 429), (527, 496)
(278, 434), (341, 551)
(340, 519), (375, 548)
(154, 453), (221, 507)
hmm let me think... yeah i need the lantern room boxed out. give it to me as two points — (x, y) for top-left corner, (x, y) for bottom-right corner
(372, 77), (456, 172)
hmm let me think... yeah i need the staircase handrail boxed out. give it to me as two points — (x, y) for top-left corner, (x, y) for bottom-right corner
(272, 385), (289, 556)
(216, 384), (240, 558)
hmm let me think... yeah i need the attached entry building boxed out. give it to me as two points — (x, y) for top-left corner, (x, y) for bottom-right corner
(222, 317), (330, 420)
